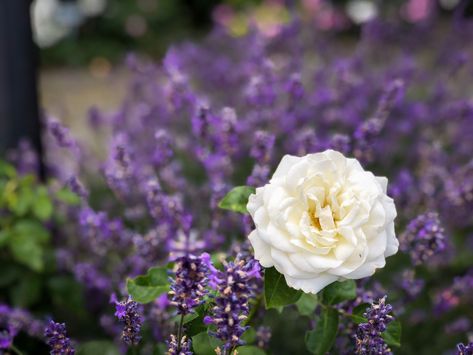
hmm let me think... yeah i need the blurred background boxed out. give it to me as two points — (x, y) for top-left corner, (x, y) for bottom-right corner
(1, 0), (472, 160)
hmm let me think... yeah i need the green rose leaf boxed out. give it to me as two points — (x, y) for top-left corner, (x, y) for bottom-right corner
(305, 307), (339, 355)
(192, 332), (222, 355)
(382, 320), (402, 348)
(296, 293), (319, 316)
(237, 346), (266, 355)
(320, 280), (356, 305)
(264, 267), (302, 309)
(77, 341), (119, 355)
(127, 266), (169, 303)
(218, 186), (255, 214)
(349, 303), (369, 324)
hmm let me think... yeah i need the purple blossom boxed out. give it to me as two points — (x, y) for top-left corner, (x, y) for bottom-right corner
(44, 320), (75, 354)
(167, 334), (192, 355)
(457, 342), (473, 355)
(0, 325), (17, 350)
(400, 212), (446, 265)
(204, 255), (261, 350)
(169, 253), (213, 315)
(355, 296), (394, 355)
(113, 296), (143, 346)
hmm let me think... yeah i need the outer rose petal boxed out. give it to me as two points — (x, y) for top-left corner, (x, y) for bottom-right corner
(248, 230), (273, 267)
(284, 273), (339, 294)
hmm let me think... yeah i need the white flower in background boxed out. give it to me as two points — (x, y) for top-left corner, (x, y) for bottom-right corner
(247, 150), (398, 294)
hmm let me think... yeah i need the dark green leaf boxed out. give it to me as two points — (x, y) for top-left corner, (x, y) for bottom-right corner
(320, 280), (356, 305)
(127, 266), (169, 303)
(218, 186), (255, 214)
(296, 293), (319, 316)
(264, 267), (302, 309)
(349, 303), (369, 324)
(241, 327), (257, 343)
(0, 229), (11, 247)
(77, 340), (120, 355)
(382, 320), (401, 348)
(305, 307), (339, 355)
(10, 273), (42, 307)
(237, 346), (266, 355)
(192, 332), (222, 355)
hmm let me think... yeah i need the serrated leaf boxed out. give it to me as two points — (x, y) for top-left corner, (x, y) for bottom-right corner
(305, 307), (339, 355)
(320, 280), (356, 305)
(77, 340), (120, 355)
(237, 346), (266, 355)
(192, 332), (222, 355)
(296, 293), (319, 316)
(264, 267), (302, 309)
(382, 320), (401, 348)
(218, 186), (255, 214)
(127, 266), (169, 303)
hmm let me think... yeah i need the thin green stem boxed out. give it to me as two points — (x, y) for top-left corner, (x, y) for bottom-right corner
(176, 314), (185, 352)
(9, 344), (24, 355)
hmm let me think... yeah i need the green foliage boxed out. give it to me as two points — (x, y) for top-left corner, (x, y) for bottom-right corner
(77, 340), (120, 355)
(127, 266), (170, 303)
(264, 267), (302, 309)
(218, 186), (255, 213)
(305, 307), (339, 355)
(236, 346), (266, 355)
(192, 331), (223, 355)
(382, 320), (402, 348)
(296, 293), (319, 316)
(320, 280), (356, 305)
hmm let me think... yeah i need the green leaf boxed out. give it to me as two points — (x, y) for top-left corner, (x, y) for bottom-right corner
(382, 320), (402, 348)
(10, 273), (42, 307)
(8, 220), (50, 272)
(320, 280), (356, 305)
(77, 340), (120, 355)
(305, 307), (339, 355)
(0, 229), (11, 247)
(236, 346), (266, 355)
(218, 186), (255, 214)
(349, 303), (369, 324)
(56, 187), (81, 205)
(127, 266), (169, 303)
(192, 332), (222, 355)
(296, 293), (319, 316)
(264, 267), (302, 309)
(33, 186), (53, 220)
(241, 327), (257, 344)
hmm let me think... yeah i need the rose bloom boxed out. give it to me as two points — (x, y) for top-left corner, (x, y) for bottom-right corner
(247, 150), (398, 294)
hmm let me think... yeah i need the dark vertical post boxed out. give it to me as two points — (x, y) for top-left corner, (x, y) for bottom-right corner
(0, 0), (44, 177)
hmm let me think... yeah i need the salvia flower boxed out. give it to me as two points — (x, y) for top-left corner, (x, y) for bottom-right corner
(113, 296), (143, 346)
(44, 320), (75, 354)
(400, 212), (446, 265)
(457, 342), (473, 355)
(166, 334), (192, 355)
(355, 296), (394, 355)
(169, 253), (212, 315)
(204, 256), (261, 350)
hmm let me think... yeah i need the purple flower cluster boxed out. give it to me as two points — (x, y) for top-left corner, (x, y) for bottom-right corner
(44, 320), (75, 354)
(113, 296), (143, 346)
(204, 256), (261, 351)
(457, 342), (473, 355)
(169, 253), (214, 315)
(400, 212), (446, 265)
(355, 297), (394, 355)
(166, 334), (192, 355)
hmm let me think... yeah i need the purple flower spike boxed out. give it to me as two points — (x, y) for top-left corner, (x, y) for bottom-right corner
(113, 296), (143, 346)
(44, 320), (75, 354)
(457, 342), (473, 355)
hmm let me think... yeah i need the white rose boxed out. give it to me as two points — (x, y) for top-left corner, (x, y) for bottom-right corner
(247, 150), (398, 294)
